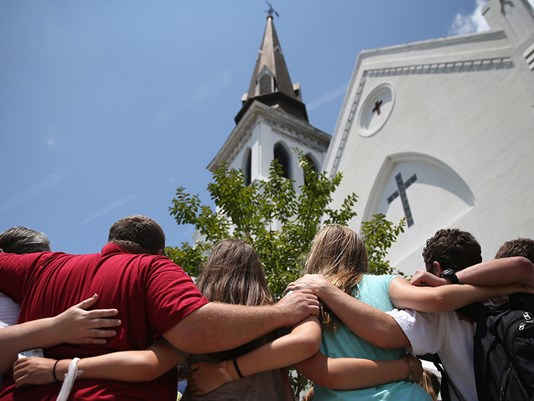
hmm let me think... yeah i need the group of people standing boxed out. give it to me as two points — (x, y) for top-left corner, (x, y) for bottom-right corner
(0, 215), (533, 401)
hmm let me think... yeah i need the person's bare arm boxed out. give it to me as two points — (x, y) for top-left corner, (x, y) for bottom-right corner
(1, 318), (59, 375)
(411, 257), (534, 288)
(163, 290), (319, 354)
(1, 294), (120, 375)
(188, 317), (321, 395)
(295, 352), (420, 390)
(389, 276), (529, 312)
(13, 340), (184, 386)
(236, 317), (321, 374)
(287, 275), (409, 349)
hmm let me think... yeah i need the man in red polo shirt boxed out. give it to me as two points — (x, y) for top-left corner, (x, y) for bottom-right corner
(0, 215), (318, 401)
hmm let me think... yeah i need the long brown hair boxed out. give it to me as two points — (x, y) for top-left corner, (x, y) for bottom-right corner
(305, 224), (368, 328)
(196, 239), (273, 306)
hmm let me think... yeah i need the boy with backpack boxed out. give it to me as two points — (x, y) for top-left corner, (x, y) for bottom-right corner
(388, 229), (485, 401)
(399, 232), (534, 401)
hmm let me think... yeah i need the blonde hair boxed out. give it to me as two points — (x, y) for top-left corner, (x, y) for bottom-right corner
(305, 224), (368, 328)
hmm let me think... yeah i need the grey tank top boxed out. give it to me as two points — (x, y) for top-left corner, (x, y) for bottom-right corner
(183, 369), (289, 401)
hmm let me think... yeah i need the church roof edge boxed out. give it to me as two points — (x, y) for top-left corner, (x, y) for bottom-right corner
(358, 29), (507, 60)
(323, 29), (509, 176)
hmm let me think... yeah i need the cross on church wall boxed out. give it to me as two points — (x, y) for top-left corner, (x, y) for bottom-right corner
(387, 172), (417, 227)
(372, 99), (383, 115)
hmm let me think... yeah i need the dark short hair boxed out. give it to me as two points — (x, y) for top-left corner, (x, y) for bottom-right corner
(0, 226), (51, 254)
(108, 215), (165, 255)
(495, 238), (534, 263)
(422, 228), (481, 272)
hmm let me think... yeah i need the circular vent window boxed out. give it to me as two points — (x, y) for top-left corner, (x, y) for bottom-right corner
(358, 83), (395, 137)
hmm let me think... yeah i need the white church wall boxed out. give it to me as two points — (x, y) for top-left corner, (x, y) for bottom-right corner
(328, 20), (534, 275)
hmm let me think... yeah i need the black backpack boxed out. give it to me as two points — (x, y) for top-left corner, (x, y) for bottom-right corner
(473, 294), (534, 401)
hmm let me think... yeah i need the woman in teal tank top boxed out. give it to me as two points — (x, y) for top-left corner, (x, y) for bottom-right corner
(298, 225), (431, 401)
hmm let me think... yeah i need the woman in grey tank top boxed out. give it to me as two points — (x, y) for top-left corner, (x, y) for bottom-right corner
(183, 239), (297, 401)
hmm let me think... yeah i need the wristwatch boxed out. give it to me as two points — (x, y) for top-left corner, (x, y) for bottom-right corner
(440, 269), (460, 284)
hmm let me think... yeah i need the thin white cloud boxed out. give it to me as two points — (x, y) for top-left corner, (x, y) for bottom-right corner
(307, 85), (346, 112)
(0, 173), (64, 213)
(46, 137), (55, 147)
(449, 0), (490, 36)
(81, 194), (137, 225)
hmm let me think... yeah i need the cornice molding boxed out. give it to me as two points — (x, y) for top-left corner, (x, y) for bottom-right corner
(266, 117), (330, 153)
(208, 101), (330, 171)
(328, 55), (514, 177)
(366, 56), (513, 77)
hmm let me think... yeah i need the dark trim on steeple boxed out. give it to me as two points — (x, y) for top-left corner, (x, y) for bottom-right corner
(235, 92), (308, 124)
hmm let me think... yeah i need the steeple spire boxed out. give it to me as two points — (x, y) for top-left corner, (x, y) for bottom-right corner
(235, 13), (308, 124)
(247, 14), (296, 100)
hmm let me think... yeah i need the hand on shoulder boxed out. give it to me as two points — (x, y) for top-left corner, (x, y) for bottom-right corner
(275, 290), (320, 326)
(53, 294), (121, 345)
(286, 274), (331, 296)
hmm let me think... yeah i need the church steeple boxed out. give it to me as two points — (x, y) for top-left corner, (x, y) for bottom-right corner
(235, 14), (309, 124)
(247, 15), (296, 101)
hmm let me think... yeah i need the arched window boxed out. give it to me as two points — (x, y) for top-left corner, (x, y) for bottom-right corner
(274, 142), (291, 179)
(259, 74), (272, 94)
(243, 148), (252, 186)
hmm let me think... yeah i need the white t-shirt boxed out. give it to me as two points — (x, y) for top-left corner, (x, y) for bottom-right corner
(0, 292), (20, 327)
(0, 292), (43, 389)
(1, 292), (21, 388)
(387, 309), (477, 401)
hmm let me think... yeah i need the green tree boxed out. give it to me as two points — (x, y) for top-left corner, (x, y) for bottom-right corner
(166, 156), (404, 397)
(361, 213), (405, 275)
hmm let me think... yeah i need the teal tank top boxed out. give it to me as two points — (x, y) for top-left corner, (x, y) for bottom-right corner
(313, 274), (431, 401)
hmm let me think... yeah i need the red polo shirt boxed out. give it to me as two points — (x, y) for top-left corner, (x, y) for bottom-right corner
(0, 242), (208, 401)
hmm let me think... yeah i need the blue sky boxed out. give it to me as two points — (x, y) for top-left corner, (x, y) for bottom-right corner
(1, 1), (497, 254)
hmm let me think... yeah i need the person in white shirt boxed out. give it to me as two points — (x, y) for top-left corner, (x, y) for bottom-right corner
(386, 306), (476, 401)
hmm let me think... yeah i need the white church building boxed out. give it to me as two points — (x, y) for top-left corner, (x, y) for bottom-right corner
(210, 0), (534, 275)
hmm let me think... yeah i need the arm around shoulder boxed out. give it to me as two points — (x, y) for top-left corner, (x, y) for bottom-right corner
(13, 340), (186, 386)
(389, 276), (527, 312)
(188, 317), (321, 396)
(288, 274), (409, 349)
(296, 352), (413, 390)
(456, 257), (534, 287)
(164, 290), (319, 354)
(235, 316), (321, 376)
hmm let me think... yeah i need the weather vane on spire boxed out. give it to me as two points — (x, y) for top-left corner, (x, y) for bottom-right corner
(265, 1), (279, 18)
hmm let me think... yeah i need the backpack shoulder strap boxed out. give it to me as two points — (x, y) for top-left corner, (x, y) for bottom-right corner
(427, 353), (468, 401)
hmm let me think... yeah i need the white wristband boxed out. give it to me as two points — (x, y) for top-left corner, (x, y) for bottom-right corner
(56, 357), (80, 401)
